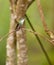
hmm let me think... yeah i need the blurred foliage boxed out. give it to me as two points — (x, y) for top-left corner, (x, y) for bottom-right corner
(0, 0), (54, 65)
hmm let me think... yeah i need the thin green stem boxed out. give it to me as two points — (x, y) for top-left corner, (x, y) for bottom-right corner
(25, 14), (52, 65)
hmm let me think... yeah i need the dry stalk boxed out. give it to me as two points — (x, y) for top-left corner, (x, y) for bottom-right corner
(36, 0), (54, 45)
(15, 0), (28, 65)
(6, 0), (17, 65)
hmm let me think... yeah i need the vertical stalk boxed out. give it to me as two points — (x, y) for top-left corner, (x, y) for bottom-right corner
(6, 13), (16, 65)
(16, 29), (28, 65)
(6, 0), (17, 65)
(15, 0), (29, 65)
(36, 0), (49, 34)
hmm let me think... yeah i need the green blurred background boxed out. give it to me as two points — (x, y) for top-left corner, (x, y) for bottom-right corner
(0, 0), (54, 65)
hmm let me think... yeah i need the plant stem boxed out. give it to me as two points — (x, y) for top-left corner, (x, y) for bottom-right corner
(15, 0), (28, 65)
(6, 0), (17, 65)
(25, 14), (52, 65)
(36, 0), (49, 33)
